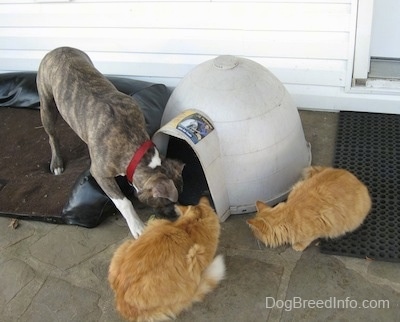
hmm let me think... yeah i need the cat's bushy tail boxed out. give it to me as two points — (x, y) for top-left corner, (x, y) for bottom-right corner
(194, 254), (225, 302)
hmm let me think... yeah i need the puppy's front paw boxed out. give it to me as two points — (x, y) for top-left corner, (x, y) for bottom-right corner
(130, 221), (145, 239)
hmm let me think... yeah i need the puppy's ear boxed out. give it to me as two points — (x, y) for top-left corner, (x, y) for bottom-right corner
(152, 180), (178, 202)
(255, 200), (269, 212)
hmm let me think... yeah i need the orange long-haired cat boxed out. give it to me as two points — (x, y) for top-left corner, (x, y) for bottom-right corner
(108, 197), (225, 322)
(247, 166), (372, 251)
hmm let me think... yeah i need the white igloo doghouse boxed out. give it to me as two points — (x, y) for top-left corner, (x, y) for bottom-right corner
(153, 55), (311, 221)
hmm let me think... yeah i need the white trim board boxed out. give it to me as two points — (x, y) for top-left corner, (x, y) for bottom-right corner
(291, 85), (400, 114)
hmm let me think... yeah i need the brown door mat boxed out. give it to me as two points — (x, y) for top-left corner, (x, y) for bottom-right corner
(0, 108), (90, 223)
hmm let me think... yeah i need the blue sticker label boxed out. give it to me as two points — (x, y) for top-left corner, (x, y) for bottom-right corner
(177, 113), (214, 144)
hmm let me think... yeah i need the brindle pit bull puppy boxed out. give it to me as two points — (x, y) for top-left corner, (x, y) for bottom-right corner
(37, 47), (184, 238)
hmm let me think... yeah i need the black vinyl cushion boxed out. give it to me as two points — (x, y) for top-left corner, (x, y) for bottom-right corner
(0, 72), (169, 137)
(0, 72), (39, 109)
(0, 72), (171, 227)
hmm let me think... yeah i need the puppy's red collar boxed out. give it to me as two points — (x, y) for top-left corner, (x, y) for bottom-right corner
(126, 140), (154, 183)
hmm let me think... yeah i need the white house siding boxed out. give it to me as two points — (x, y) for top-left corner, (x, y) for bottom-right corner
(1, 0), (399, 113)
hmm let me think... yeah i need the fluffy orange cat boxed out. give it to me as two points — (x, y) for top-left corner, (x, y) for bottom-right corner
(108, 197), (225, 322)
(247, 166), (372, 251)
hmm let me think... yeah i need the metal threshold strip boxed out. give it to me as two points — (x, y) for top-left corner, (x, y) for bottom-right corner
(369, 57), (400, 79)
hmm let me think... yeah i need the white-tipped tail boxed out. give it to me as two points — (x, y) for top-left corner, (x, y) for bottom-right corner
(194, 254), (225, 301)
(204, 254), (225, 282)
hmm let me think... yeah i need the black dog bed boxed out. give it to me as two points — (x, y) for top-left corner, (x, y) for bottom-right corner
(0, 72), (170, 227)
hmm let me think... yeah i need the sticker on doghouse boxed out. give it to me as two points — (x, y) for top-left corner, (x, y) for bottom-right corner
(176, 113), (214, 144)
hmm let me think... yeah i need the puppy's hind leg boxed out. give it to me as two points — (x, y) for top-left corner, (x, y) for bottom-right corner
(40, 97), (64, 175)
(94, 176), (145, 238)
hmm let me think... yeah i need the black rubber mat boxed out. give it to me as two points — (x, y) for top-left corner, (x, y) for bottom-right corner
(320, 112), (400, 262)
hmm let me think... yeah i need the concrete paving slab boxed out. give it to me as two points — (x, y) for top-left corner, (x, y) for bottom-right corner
(0, 258), (35, 306)
(19, 276), (101, 322)
(28, 221), (127, 270)
(282, 246), (400, 321)
(219, 213), (266, 251)
(179, 255), (283, 322)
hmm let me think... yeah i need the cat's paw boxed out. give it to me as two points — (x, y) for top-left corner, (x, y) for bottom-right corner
(292, 242), (308, 251)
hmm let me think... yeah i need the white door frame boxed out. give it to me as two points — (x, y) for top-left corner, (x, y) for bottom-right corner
(352, 0), (374, 81)
(351, 0), (400, 94)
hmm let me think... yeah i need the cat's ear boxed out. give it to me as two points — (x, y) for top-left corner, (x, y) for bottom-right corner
(174, 204), (189, 216)
(256, 200), (269, 211)
(163, 158), (185, 174)
(177, 160), (185, 174)
(198, 196), (211, 207)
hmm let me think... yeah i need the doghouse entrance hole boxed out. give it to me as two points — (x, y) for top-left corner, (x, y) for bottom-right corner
(165, 137), (213, 207)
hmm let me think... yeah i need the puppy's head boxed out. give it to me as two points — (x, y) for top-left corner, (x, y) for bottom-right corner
(136, 173), (177, 206)
(135, 158), (184, 217)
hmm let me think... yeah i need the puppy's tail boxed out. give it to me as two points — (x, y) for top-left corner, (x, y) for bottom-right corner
(194, 254), (225, 302)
